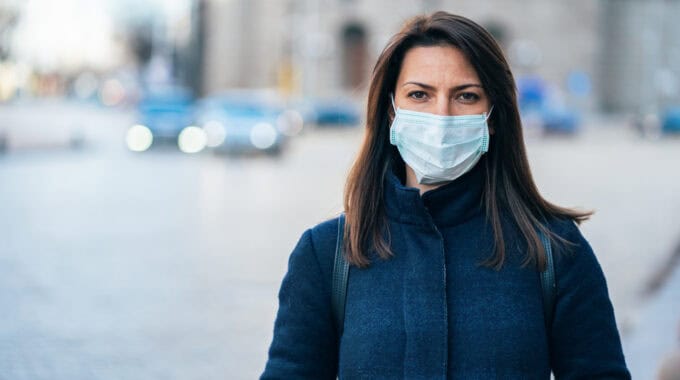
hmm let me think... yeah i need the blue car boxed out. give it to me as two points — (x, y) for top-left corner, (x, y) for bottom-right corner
(195, 91), (288, 155)
(126, 87), (198, 152)
(291, 97), (361, 127)
(136, 87), (195, 143)
(662, 107), (680, 134)
(517, 75), (580, 135)
(539, 107), (580, 135)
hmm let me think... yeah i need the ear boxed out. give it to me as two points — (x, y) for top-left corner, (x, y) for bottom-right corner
(489, 126), (495, 135)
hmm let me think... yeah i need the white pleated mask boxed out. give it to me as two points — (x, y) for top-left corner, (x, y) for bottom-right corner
(389, 95), (492, 185)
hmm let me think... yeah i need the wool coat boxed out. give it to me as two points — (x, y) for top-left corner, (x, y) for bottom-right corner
(261, 160), (630, 379)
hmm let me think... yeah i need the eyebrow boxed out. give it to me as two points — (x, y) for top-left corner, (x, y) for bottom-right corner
(401, 81), (483, 92)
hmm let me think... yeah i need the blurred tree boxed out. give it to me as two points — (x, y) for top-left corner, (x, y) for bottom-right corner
(0, 8), (18, 61)
(129, 24), (154, 66)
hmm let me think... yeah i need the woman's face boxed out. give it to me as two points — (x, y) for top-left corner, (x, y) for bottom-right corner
(394, 45), (491, 117)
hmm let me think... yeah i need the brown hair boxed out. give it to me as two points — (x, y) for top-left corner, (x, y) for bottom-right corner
(343, 11), (592, 270)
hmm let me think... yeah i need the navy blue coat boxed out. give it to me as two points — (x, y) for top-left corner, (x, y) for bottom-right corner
(261, 161), (630, 379)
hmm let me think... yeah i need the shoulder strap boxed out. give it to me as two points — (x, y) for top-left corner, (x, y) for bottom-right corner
(331, 214), (349, 336)
(331, 218), (556, 334)
(539, 230), (556, 330)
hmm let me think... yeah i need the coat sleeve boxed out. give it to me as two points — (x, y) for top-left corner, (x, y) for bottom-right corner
(549, 223), (631, 379)
(260, 229), (338, 380)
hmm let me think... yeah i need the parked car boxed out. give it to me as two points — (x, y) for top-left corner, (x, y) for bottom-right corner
(0, 100), (85, 153)
(195, 90), (291, 155)
(631, 107), (680, 139)
(538, 106), (580, 135)
(291, 96), (361, 127)
(662, 107), (680, 134)
(126, 86), (196, 152)
(517, 75), (580, 135)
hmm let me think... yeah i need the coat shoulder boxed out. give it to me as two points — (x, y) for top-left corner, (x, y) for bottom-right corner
(544, 216), (585, 255)
(306, 215), (343, 287)
(545, 216), (579, 240)
(544, 217), (604, 283)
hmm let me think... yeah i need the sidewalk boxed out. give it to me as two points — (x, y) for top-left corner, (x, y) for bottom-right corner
(623, 250), (680, 379)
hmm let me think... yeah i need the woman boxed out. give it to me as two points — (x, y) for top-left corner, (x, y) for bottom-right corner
(261, 12), (630, 379)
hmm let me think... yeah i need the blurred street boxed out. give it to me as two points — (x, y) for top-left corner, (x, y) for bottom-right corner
(0, 101), (679, 379)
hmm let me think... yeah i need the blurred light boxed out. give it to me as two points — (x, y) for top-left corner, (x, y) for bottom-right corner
(277, 110), (304, 137)
(566, 71), (592, 97)
(250, 123), (277, 150)
(126, 125), (153, 152)
(203, 120), (226, 147)
(178, 126), (207, 153)
(510, 39), (543, 68)
(11, 0), (119, 71)
(0, 63), (18, 101)
(100, 79), (125, 106)
(73, 72), (100, 100)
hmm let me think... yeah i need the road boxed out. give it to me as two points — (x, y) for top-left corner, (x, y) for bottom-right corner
(0, 101), (678, 379)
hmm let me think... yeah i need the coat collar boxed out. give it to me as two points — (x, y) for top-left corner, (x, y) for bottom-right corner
(383, 156), (487, 227)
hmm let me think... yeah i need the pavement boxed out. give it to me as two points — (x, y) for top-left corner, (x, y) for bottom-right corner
(624, 246), (680, 380)
(0, 101), (679, 379)
(527, 117), (680, 378)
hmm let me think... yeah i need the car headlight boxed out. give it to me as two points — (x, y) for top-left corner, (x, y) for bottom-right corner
(126, 124), (153, 152)
(203, 120), (226, 147)
(277, 110), (304, 137)
(178, 126), (207, 153)
(250, 122), (277, 150)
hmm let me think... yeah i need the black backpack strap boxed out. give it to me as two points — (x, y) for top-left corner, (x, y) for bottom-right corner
(332, 214), (349, 336)
(539, 230), (556, 330)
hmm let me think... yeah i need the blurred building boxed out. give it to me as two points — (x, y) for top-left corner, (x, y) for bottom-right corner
(2, 0), (678, 113)
(600, 0), (680, 113)
(200, 0), (598, 100)
(198, 0), (680, 113)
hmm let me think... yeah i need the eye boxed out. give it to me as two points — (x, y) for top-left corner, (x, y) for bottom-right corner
(456, 92), (480, 103)
(407, 91), (428, 101)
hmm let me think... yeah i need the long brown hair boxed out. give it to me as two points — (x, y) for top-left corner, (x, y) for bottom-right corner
(343, 11), (592, 270)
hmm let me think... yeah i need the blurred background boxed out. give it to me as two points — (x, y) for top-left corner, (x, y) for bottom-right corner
(0, 0), (679, 378)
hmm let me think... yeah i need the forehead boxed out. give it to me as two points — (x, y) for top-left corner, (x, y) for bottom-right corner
(397, 45), (481, 85)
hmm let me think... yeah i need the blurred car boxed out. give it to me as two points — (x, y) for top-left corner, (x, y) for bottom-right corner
(517, 75), (580, 135)
(539, 106), (580, 135)
(0, 100), (86, 153)
(291, 96), (361, 127)
(662, 107), (680, 134)
(631, 107), (680, 138)
(126, 86), (197, 152)
(517, 75), (546, 110)
(195, 90), (296, 155)
(520, 105), (581, 136)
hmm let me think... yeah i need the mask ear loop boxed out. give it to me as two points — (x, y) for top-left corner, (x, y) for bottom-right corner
(483, 105), (495, 144)
(388, 93), (399, 144)
(484, 105), (494, 121)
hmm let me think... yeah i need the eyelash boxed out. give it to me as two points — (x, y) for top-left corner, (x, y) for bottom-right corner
(407, 91), (428, 100)
(458, 92), (480, 102)
(406, 91), (481, 102)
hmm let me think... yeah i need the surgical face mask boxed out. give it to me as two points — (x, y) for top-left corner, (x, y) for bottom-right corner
(389, 95), (492, 185)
